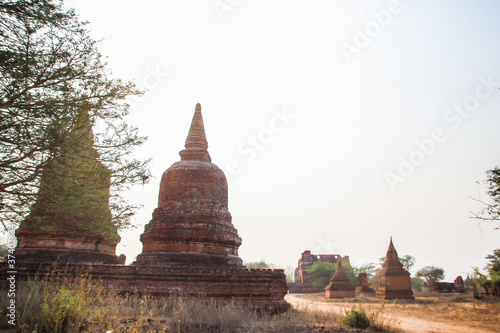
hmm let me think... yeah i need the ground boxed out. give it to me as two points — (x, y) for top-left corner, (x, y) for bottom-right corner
(286, 292), (500, 333)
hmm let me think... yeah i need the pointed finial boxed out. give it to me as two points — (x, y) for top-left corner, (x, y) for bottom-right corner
(184, 103), (208, 151)
(337, 260), (344, 270)
(385, 237), (401, 266)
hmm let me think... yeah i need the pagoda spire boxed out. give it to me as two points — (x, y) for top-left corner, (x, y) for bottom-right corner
(185, 103), (208, 151)
(179, 103), (211, 162)
(385, 237), (402, 267)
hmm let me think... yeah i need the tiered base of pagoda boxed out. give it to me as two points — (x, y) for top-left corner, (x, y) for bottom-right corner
(14, 231), (122, 264)
(0, 262), (289, 313)
(135, 252), (243, 268)
(325, 289), (355, 298)
(376, 288), (414, 300)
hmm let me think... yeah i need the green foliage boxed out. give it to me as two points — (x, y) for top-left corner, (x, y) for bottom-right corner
(308, 262), (336, 288)
(353, 262), (377, 286)
(340, 305), (371, 329)
(472, 267), (493, 295)
(308, 261), (355, 288)
(0, 0), (150, 231)
(400, 255), (417, 273)
(353, 262), (377, 279)
(416, 266), (445, 287)
(485, 249), (500, 274)
(245, 260), (276, 269)
(411, 277), (426, 292)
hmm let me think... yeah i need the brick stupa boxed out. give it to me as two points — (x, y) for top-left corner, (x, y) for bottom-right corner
(376, 238), (414, 300)
(5, 104), (289, 313)
(325, 261), (355, 298)
(15, 109), (122, 264)
(135, 103), (242, 268)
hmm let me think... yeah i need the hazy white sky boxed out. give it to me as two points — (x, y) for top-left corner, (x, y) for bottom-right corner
(64, 0), (500, 280)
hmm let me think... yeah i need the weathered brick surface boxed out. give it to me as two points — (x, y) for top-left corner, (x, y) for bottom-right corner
(0, 262), (289, 312)
(136, 106), (242, 268)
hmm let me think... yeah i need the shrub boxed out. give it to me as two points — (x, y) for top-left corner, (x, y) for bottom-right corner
(340, 305), (371, 329)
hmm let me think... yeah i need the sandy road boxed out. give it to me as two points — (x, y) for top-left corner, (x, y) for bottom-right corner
(285, 294), (495, 333)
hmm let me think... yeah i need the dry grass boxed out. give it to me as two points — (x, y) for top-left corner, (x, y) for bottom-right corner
(297, 291), (500, 332)
(0, 272), (392, 333)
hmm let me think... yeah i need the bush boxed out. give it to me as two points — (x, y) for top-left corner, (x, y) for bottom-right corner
(340, 306), (371, 329)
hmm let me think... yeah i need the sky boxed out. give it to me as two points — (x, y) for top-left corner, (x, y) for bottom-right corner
(63, 0), (500, 280)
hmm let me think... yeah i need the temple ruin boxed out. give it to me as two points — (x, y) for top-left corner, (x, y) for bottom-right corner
(4, 104), (289, 312)
(288, 250), (350, 293)
(376, 238), (414, 300)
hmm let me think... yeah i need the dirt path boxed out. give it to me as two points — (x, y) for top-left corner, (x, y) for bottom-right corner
(285, 294), (495, 333)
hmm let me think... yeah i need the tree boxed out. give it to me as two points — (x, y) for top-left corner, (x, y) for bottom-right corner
(353, 262), (377, 279)
(485, 249), (500, 274)
(416, 266), (445, 288)
(411, 276), (425, 292)
(485, 249), (500, 296)
(471, 166), (500, 229)
(245, 260), (276, 269)
(0, 0), (150, 231)
(308, 262), (336, 288)
(308, 261), (355, 288)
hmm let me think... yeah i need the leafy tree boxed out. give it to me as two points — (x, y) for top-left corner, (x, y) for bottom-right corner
(245, 260), (276, 269)
(309, 261), (336, 288)
(472, 267), (493, 296)
(411, 276), (425, 292)
(485, 249), (500, 274)
(416, 266), (445, 288)
(0, 0), (150, 231)
(400, 255), (416, 273)
(485, 249), (500, 295)
(353, 262), (377, 279)
(308, 261), (355, 288)
(471, 166), (500, 229)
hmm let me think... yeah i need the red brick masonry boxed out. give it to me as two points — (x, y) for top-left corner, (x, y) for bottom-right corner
(0, 262), (289, 312)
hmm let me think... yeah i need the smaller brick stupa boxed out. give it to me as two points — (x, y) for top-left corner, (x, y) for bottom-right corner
(356, 272), (374, 293)
(15, 109), (122, 264)
(376, 238), (414, 300)
(325, 261), (355, 298)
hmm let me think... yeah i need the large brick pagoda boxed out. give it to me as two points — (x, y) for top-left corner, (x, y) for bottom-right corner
(5, 104), (289, 312)
(135, 103), (243, 268)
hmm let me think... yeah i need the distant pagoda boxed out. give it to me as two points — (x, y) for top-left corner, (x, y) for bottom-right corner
(15, 109), (122, 264)
(325, 261), (355, 298)
(376, 238), (414, 300)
